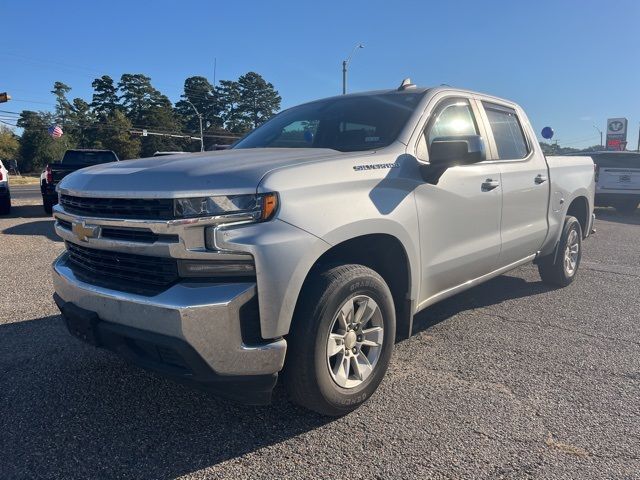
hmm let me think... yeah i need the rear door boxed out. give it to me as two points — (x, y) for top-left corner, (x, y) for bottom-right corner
(479, 101), (550, 267)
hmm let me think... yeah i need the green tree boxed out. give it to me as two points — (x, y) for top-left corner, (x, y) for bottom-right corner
(237, 72), (281, 129)
(17, 110), (74, 172)
(175, 76), (222, 134)
(139, 106), (184, 157)
(51, 81), (72, 126)
(97, 110), (140, 159)
(118, 73), (171, 124)
(217, 80), (245, 133)
(0, 125), (20, 162)
(91, 75), (120, 119)
(68, 98), (95, 147)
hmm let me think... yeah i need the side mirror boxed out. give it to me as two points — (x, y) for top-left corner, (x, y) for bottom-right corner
(429, 135), (486, 167)
(419, 135), (486, 184)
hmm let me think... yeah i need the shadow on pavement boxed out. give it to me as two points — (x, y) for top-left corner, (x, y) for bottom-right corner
(0, 315), (331, 479)
(0, 272), (555, 478)
(593, 207), (640, 226)
(2, 218), (59, 242)
(4, 204), (50, 219)
(412, 273), (552, 334)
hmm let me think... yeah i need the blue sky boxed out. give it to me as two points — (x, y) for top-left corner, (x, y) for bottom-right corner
(2, 0), (639, 148)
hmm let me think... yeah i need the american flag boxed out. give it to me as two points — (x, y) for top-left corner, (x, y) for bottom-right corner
(48, 125), (63, 138)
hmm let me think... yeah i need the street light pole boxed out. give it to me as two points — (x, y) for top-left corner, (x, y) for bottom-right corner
(186, 100), (204, 152)
(342, 43), (364, 95)
(593, 125), (603, 148)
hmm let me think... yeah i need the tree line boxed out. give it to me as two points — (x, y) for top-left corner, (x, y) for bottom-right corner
(6, 72), (281, 171)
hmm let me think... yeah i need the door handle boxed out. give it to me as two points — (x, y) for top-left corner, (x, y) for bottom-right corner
(481, 179), (500, 191)
(535, 174), (548, 184)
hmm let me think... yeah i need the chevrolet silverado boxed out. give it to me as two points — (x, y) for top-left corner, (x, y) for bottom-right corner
(51, 82), (595, 415)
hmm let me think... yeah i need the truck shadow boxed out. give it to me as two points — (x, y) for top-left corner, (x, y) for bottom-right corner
(2, 218), (59, 242)
(593, 207), (640, 226)
(411, 272), (551, 335)
(0, 272), (552, 479)
(0, 315), (331, 479)
(5, 204), (49, 219)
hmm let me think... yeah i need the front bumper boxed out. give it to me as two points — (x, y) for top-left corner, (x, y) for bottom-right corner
(52, 253), (287, 402)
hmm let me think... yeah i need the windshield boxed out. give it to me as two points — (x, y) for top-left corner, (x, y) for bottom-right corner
(234, 92), (424, 152)
(62, 151), (117, 165)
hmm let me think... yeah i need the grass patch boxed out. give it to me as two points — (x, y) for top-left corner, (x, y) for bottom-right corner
(9, 175), (41, 186)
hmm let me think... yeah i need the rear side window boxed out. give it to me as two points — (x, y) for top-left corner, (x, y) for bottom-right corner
(483, 103), (529, 160)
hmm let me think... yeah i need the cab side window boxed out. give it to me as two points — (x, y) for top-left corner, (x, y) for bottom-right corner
(417, 98), (478, 160)
(482, 102), (530, 160)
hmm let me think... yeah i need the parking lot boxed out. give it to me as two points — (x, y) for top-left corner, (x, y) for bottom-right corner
(1, 186), (638, 479)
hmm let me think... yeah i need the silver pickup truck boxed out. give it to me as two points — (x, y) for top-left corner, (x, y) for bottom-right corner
(52, 82), (595, 415)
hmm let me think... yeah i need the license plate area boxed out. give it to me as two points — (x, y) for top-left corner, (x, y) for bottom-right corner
(61, 302), (101, 346)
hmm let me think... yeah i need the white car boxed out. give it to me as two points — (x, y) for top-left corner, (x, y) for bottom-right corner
(0, 159), (10, 215)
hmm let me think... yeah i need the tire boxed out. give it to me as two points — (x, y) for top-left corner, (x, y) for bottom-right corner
(284, 264), (396, 416)
(537, 216), (582, 287)
(43, 197), (53, 215)
(0, 197), (10, 215)
(613, 199), (639, 214)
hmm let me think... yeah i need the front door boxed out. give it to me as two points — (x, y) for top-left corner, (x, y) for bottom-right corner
(413, 97), (503, 307)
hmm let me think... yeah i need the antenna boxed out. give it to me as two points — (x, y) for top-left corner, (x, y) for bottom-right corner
(398, 78), (416, 90)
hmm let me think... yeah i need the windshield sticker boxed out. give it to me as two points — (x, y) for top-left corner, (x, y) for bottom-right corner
(365, 136), (380, 142)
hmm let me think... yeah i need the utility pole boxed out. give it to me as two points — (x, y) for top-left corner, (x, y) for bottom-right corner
(593, 124), (603, 148)
(637, 123), (640, 152)
(342, 43), (364, 94)
(186, 100), (204, 152)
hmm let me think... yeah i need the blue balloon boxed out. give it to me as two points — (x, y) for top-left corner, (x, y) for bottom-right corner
(541, 127), (554, 140)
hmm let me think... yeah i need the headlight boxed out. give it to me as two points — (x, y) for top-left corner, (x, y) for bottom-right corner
(174, 193), (278, 221)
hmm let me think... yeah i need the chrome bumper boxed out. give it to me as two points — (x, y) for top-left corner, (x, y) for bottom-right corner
(52, 253), (286, 376)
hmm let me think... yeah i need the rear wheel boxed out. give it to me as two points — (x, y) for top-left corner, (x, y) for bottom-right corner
(613, 199), (639, 214)
(0, 197), (10, 215)
(537, 216), (582, 287)
(284, 264), (395, 416)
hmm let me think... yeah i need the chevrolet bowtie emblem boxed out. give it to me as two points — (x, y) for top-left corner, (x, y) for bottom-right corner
(71, 221), (100, 242)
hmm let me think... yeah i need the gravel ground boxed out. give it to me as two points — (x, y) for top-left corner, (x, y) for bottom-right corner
(0, 196), (638, 480)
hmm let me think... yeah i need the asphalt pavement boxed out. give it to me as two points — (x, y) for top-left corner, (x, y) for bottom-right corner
(9, 184), (41, 201)
(0, 197), (638, 479)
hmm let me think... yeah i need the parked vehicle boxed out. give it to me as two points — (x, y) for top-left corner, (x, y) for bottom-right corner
(40, 149), (119, 214)
(577, 151), (639, 214)
(0, 159), (11, 215)
(51, 83), (596, 415)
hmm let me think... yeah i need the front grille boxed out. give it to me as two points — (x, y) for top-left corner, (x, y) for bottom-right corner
(66, 242), (178, 288)
(57, 219), (178, 244)
(60, 194), (174, 220)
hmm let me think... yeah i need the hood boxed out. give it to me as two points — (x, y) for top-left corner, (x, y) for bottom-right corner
(58, 148), (347, 198)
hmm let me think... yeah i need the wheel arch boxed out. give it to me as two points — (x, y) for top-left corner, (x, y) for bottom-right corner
(292, 233), (415, 342)
(566, 195), (590, 238)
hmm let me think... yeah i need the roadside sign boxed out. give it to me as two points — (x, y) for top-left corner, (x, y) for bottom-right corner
(606, 118), (628, 151)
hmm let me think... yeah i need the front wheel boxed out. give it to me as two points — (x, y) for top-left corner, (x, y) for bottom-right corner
(537, 216), (582, 287)
(284, 264), (395, 416)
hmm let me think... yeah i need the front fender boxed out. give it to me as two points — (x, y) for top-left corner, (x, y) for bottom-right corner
(216, 219), (331, 339)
